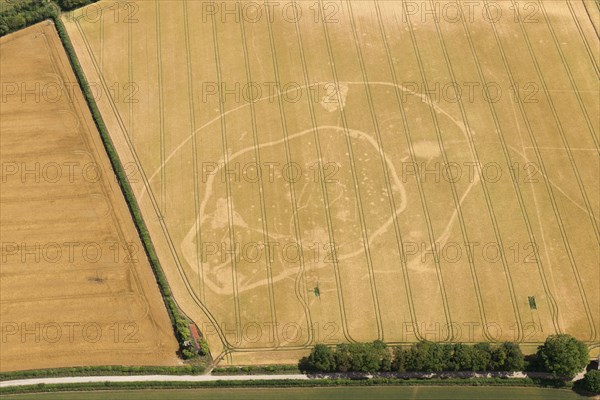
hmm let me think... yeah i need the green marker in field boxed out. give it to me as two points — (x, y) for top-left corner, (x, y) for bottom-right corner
(528, 296), (537, 310)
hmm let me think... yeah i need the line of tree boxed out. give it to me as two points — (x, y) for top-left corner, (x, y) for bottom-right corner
(300, 334), (590, 379)
(300, 340), (524, 374)
(1, 3), (209, 360)
(0, 0), (98, 37)
(49, 15), (208, 361)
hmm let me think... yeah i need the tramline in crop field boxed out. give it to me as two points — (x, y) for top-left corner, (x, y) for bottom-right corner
(62, 0), (599, 365)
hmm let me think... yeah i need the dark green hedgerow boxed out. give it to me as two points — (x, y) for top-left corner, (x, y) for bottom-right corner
(0, 0), (204, 371)
(0, 377), (575, 395)
(50, 16), (205, 360)
(0, 0), (206, 379)
(0, 365), (205, 381)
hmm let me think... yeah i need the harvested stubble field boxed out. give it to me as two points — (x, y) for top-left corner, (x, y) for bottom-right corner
(0, 22), (179, 371)
(63, 0), (599, 365)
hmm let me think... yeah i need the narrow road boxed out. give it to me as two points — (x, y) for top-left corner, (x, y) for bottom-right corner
(0, 374), (309, 388)
(0, 370), (582, 388)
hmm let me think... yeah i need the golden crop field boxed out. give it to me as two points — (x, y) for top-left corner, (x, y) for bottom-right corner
(62, 0), (599, 365)
(0, 22), (179, 371)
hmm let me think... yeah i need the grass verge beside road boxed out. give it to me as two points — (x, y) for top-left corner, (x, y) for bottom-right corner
(0, 386), (589, 400)
(0, 377), (575, 396)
